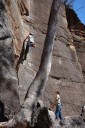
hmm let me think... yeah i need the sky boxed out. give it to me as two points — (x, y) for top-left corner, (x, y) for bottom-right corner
(73, 0), (85, 24)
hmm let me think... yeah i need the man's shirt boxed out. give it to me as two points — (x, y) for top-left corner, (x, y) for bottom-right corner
(29, 34), (34, 43)
(56, 94), (61, 104)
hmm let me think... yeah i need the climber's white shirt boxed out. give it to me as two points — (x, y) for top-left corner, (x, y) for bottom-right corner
(56, 94), (61, 104)
(29, 34), (34, 43)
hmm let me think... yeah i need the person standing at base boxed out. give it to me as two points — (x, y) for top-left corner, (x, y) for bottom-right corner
(51, 90), (63, 120)
(55, 91), (63, 120)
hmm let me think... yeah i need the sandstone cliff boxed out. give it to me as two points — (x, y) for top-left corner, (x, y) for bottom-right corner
(18, 0), (85, 117)
(0, 0), (85, 122)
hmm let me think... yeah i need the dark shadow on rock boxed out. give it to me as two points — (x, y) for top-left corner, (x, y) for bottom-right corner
(0, 101), (8, 122)
(16, 39), (25, 73)
(16, 39), (26, 85)
(32, 107), (52, 128)
(0, 1), (5, 11)
(0, 35), (10, 40)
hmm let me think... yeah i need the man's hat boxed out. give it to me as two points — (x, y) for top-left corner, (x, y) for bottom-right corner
(29, 33), (33, 35)
(56, 90), (60, 94)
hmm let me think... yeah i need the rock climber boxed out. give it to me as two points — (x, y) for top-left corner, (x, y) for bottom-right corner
(23, 33), (35, 60)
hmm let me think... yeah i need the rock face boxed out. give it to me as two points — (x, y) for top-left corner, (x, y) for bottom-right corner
(0, 0), (85, 120)
(18, 0), (85, 117)
(17, 0), (30, 16)
(0, 0), (21, 117)
(66, 8), (85, 82)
